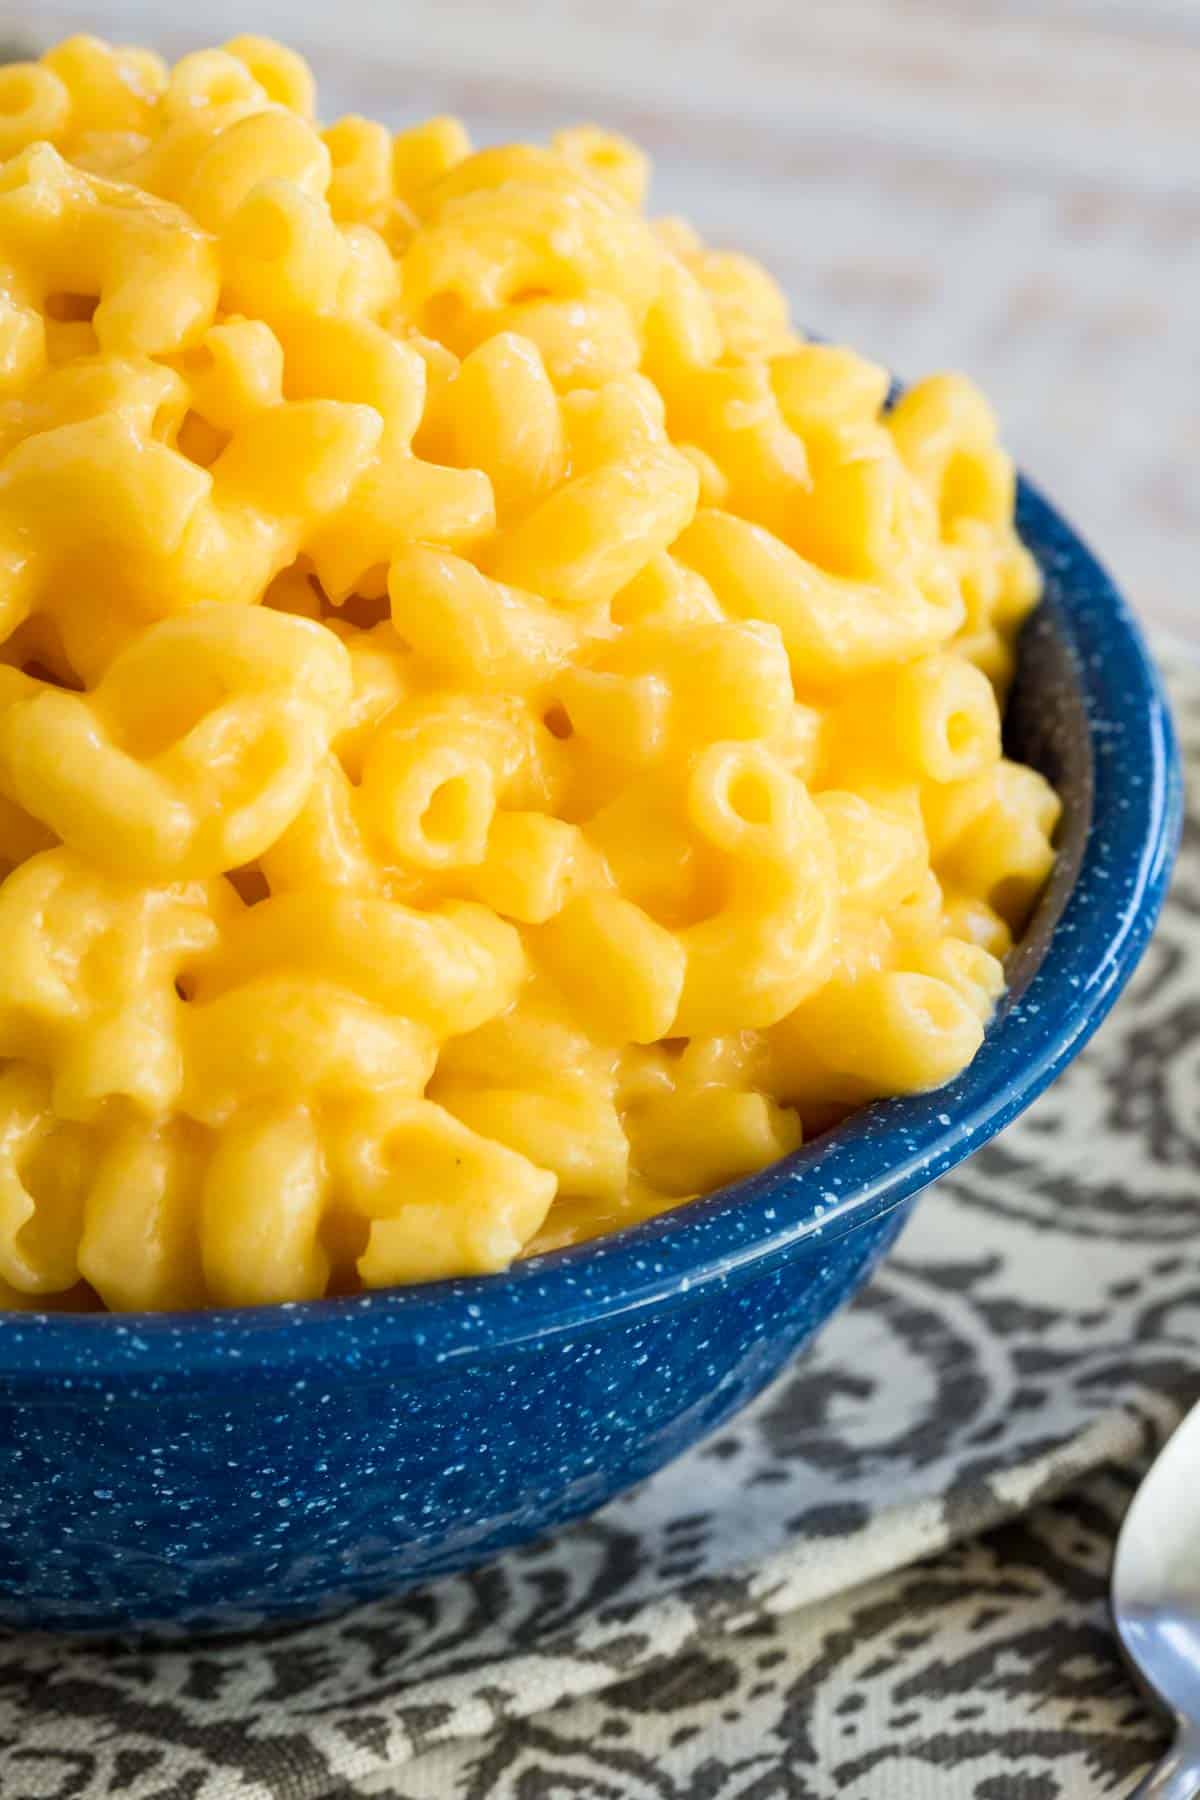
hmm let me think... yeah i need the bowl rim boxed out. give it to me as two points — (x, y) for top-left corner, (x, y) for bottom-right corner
(0, 473), (1182, 1379)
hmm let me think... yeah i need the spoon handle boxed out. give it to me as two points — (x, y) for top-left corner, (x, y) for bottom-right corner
(1131, 1734), (1200, 1800)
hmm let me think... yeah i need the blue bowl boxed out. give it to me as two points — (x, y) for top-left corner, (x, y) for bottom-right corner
(0, 478), (1181, 1637)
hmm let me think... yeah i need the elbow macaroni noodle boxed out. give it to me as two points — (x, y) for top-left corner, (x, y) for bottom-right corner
(0, 34), (1059, 1309)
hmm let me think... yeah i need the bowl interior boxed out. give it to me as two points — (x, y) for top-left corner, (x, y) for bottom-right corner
(1000, 560), (1094, 1006)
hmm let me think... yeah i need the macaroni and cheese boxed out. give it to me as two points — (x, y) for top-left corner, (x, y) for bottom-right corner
(0, 35), (1059, 1309)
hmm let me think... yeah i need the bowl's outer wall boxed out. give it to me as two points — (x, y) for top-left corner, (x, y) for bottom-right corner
(0, 1203), (911, 1633)
(0, 475), (1181, 1635)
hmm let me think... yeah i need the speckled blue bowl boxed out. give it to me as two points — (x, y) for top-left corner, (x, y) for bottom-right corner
(0, 478), (1181, 1637)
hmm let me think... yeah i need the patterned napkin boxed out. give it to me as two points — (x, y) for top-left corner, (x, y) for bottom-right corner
(0, 656), (1196, 1800)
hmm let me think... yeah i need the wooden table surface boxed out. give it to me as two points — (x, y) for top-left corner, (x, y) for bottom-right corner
(14, 0), (1200, 647)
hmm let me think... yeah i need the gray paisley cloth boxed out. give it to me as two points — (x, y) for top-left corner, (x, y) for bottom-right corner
(2, 654), (1198, 1800)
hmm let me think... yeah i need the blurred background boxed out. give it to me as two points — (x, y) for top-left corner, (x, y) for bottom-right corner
(10, 0), (1198, 644)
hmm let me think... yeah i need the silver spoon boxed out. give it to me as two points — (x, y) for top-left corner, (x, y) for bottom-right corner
(1113, 1402), (1200, 1798)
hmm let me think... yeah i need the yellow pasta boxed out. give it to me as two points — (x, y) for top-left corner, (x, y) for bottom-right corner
(0, 34), (1053, 1308)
